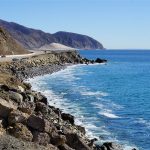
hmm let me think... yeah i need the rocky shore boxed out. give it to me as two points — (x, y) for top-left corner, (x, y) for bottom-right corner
(0, 50), (135, 150)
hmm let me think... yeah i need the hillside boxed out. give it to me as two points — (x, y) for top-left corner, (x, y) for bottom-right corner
(0, 19), (104, 50)
(54, 31), (103, 49)
(39, 42), (75, 50)
(0, 27), (29, 55)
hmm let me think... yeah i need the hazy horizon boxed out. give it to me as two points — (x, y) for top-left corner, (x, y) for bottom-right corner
(1, 0), (150, 49)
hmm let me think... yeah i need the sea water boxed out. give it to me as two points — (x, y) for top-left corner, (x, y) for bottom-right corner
(28, 50), (150, 150)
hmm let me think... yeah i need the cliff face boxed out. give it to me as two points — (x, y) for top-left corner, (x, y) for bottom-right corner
(0, 27), (29, 55)
(0, 19), (104, 50)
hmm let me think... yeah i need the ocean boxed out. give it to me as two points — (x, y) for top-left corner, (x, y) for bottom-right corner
(28, 50), (150, 150)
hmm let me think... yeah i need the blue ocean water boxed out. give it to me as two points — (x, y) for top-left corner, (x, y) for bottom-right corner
(29, 50), (150, 150)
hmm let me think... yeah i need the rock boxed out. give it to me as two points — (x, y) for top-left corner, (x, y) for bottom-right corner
(0, 127), (6, 135)
(58, 144), (75, 150)
(9, 91), (23, 103)
(95, 58), (107, 63)
(61, 113), (74, 125)
(99, 142), (123, 150)
(76, 125), (86, 135)
(35, 102), (49, 114)
(66, 133), (91, 150)
(88, 138), (98, 148)
(0, 98), (17, 118)
(0, 84), (10, 91)
(8, 123), (33, 142)
(18, 86), (25, 92)
(35, 93), (48, 105)
(8, 110), (29, 125)
(48, 144), (59, 150)
(18, 102), (35, 115)
(27, 115), (52, 133)
(51, 134), (66, 146)
(28, 94), (34, 102)
(32, 131), (50, 146)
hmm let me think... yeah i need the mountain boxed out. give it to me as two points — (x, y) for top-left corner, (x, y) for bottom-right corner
(54, 31), (104, 49)
(0, 19), (56, 49)
(0, 27), (29, 55)
(0, 19), (104, 50)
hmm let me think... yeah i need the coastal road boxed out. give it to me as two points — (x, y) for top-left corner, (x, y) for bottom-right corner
(0, 49), (75, 62)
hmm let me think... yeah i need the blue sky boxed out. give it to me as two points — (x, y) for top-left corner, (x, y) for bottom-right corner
(1, 0), (150, 49)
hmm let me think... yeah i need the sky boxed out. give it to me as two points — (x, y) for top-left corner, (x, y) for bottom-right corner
(0, 0), (150, 49)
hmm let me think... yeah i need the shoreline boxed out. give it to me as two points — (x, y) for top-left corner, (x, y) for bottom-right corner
(27, 63), (137, 150)
(0, 50), (136, 150)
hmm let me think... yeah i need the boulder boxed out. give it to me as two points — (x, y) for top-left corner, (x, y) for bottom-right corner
(66, 133), (91, 150)
(27, 115), (52, 133)
(32, 131), (50, 146)
(95, 58), (107, 63)
(8, 123), (33, 142)
(18, 102), (35, 115)
(35, 93), (48, 105)
(98, 142), (123, 150)
(28, 94), (34, 102)
(61, 113), (74, 125)
(0, 84), (10, 91)
(51, 134), (66, 146)
(18, 86), (25, 92)
(58, 144), (75, 150)
(8, 110), (29, 125)
(9, 91), (23, 104)
(35, 102), (49, 114)
(0, 98), (17, 118)
(76, 125), (86, 135)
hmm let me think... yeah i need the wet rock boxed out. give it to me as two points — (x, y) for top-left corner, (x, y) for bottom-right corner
(8, 110), (29, 125)
(66, 133), (91, 150)
(32, 131), (50, 146)
(95, 58), (107, 63)
(27, 115), (52, 133)
(61, 113), (74, 125)
(8, 123), (33, 142)
(0, 98), (17, 118)
(88, 138), (98, 148)
(18, 102), (35, 115)
(9, 91), (23, 104)
(98, 142), (123, 150)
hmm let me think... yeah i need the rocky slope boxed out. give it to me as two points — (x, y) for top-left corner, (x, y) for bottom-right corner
(0, 27), (29, 55)
(0, 19), (104, 50)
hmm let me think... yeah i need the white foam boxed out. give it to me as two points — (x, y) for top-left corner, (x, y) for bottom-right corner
(99, 109), (120, 119)
(80, 91), (108, 97)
